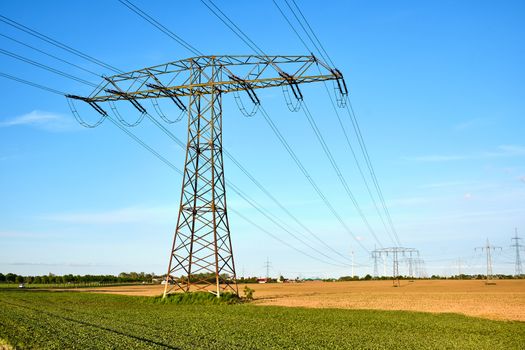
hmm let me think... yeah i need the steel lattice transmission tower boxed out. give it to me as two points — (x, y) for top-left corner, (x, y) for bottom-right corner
(475, 239), (501, 285)
(67, 55), (346, 297)
(373, 247), (418, 286)
(511, 228), (523, 276)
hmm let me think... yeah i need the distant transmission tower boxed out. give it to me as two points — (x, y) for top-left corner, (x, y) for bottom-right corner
(456, 258), (463, 278)
(264, 257), (272, 279)
(475, 239), (501, 285)
(373, 247), (418, 286)
(414, 258), (427, 278)
(511, 228), (523, 276)
(406, 250), (418, 280)
(351, 249), (355, 277)
(372, 250), (379, 278)
(68, 55), (346, 297)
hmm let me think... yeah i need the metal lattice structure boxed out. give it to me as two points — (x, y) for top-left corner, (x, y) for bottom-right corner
(511, 228), (523, 277)
(373, 247), (419, 286)
(475, 239), (501, 285)
(67, 55), (346, 297)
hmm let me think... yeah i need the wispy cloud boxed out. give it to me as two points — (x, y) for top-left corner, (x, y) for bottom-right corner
(519, 176), (525, 184)
(40, 206), (177, 224)
(405, 145), (525, 162)
(0, 110), (76, 131)
(453, 118), (494, 131)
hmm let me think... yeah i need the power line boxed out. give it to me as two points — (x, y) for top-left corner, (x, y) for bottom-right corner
(223, 148), (353, 263)
(271, 0), (311, 53)
(233, 209), (346, 268)
(0, 71), (65, 95)
(117, 0), (203, 56)
(260, 105), (369, 253)
(301, 100), (384, 248)
(199, 0), (266, 56)
(144, 113), (353, 267)
(0, 14), (121, 74)
(0, 48), (98, 87)
(271, 0), (402, 246)
(272, 0), (398, 246)
(0, 33), (100, 77)
(286, 0), (336, 67)
(279, 0), (330, 65)
(319, 74), (397, 245)
(345, 100), (402, 245)
(199, 0), (371, 253)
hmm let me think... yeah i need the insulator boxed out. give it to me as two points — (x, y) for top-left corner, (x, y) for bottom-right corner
(282, 84), (302, 112)
(109, 101), (145, 127)
(151, 99), (185, 124)
(66, 97), (106, 128)
(233, 90), (259, 118)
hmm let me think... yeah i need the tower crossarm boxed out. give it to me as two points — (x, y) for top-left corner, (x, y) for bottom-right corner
(66, 55), (344, 104)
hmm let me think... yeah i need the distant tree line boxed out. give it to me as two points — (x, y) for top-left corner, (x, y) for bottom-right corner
(2, 272), (521, 285)
(0, 272), (158, 285)
(320, 274), (524, 282)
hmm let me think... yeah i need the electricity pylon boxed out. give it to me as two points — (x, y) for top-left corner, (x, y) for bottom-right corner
(373, 247), (418, 286)
(351, 249), (355, 277)
(372, 250), (380, 278)
(67, 55), (346, 297)
(511, 228), (523, 276)
(475, 239), (501, 285)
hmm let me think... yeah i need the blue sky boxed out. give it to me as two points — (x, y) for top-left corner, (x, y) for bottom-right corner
(1, 1), (524, 278)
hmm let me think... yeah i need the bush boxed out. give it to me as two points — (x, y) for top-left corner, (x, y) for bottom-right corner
(149, 292), (241, 305)
(243, 286), (255, 300)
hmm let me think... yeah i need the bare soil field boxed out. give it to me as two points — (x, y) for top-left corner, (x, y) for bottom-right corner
(74, 279), (525, 321)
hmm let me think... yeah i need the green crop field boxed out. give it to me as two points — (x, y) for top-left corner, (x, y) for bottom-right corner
(0, 290), (523, 349)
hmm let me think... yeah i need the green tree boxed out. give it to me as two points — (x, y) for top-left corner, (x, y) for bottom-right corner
(6, 273), (16, 283)
(243, 286), (255, 300)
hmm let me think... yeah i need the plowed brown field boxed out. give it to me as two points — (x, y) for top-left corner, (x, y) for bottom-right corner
(75, 280), (525, 321)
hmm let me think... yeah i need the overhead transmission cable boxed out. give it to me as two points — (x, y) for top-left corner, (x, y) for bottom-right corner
(201, 0), (374, 253)
(273, 0), (402, 246)
(260, 106), (368, 253)
(0, 33), (100, 77)
(0, 48), (98, 87)
(145, 114), (353, 267)
(285, 0), (336, 67)
(272, 0), (398, 246)
(199, 0), (266, 56)
(301, 100), (384, 248)
(0, 71), (65, 95)
(117, 0), (204, 56)
(345, 101), (402, 245)
(0, 14), (121, 74)
(292, 0), (402, 246)
(322, 78), (398, 246)
(223, 148), (354, 263)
